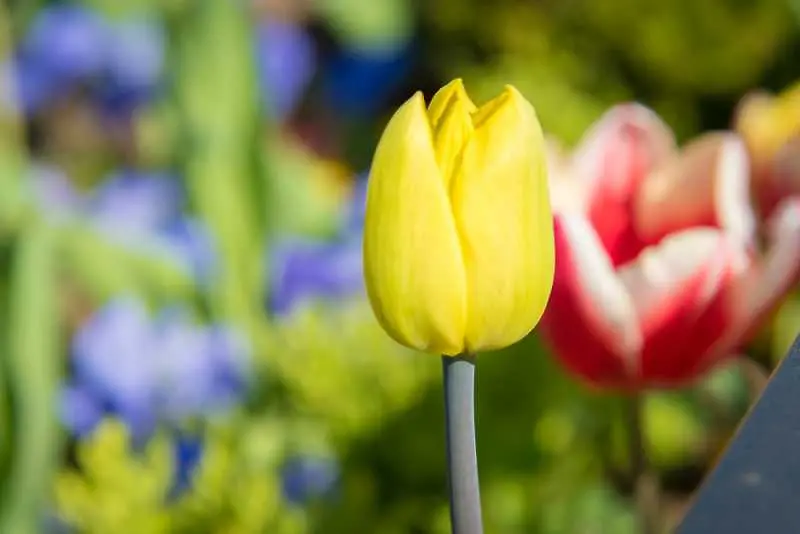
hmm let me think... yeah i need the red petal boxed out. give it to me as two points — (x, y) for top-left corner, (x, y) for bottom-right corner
(540, 215), (642, 389)
(705, 198), (800, 365)
(571, 104), (675, 266)
(617, 229), (750, 387)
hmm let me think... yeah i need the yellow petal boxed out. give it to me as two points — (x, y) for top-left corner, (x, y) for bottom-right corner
(430, 89), (475, 185)
(427, 78), (477, 129)
(450, 86), (555, 352)
(363, 92), (467, 355)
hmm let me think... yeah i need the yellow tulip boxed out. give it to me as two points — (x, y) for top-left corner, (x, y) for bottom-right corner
(363, 79), (555, 356)
(736, 81), (800, 168)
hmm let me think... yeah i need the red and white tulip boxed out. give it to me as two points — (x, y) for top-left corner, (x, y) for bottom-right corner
(540, 104), (800, 390)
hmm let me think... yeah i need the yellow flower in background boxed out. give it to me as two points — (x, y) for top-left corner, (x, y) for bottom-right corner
(735, 81), (800, 213)
(736, 81), (800, 170)
(363, 79), (554, 356)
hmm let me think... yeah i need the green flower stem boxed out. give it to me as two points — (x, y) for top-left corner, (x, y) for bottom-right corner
(626, 392), (661, 534)
(442, 354), (483, 534)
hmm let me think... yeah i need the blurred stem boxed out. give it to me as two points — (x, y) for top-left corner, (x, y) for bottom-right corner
(0, 0), (26, 234)
(626, 392), (660, 534)
(738, 356), (769, 402)
(442, 354), (483, 534)
(0, 224), (62, 533)
(0, 0), (21, 143)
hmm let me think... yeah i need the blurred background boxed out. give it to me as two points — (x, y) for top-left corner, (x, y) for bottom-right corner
(0, 0), (798, 532)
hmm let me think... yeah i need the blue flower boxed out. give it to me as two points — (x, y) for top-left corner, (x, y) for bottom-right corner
(62, 298), (250, 442)
(255, 20), (316, 120)
(281, 456), (339, 505)
(322, 38), (415, 117)
(171, 434), (204, 496)
(268, 236), (364, 316)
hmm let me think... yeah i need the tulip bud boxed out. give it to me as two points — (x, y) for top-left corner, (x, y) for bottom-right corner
(363, 79), (554, 355)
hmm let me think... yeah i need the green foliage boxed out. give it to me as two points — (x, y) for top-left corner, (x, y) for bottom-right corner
(170, 0), (265, 329)
(538, 484), (636, 534)
(57, 224), (198, 306)
(576, 0), (791, 94)
(0, 2), (27, 238)
(266, 302), (440, 441)
(55, 421), (173, 534)
(240, 305), (754, 533)
(770, 295), (800, 365)
(609, 394), (707, 472)
(0, 223), (63, 534)
(55, 420), (309, 534)
(424, 0), (795, 143)
(261, 137), (350, 241)
(75, 0), (185, 20)
(313, 0), (413, 50)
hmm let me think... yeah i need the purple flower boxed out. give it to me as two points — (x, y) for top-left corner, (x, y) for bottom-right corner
(281, 456), (339, 505)
(269, 236), (364, 316)
(5, 5), (106, 113)
(70, 299), (159, 440)
(22, 5), (107, 83)
(62, 298), (250, 442)
(27, 166), (216, 283)
(87, 171), (217, 283)
(6, 6), (165, 114)
(28, 163), (84, 221)
(155, 311), (249, 422)
(88, 171), (183, 232)
(0, 59), (55, 114)
(59, 385), (103, 439)
(101, 17), (166, 109)
(255, 20), (316, 120)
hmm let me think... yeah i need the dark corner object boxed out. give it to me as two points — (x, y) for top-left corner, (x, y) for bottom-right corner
(678, 337), (800, 534)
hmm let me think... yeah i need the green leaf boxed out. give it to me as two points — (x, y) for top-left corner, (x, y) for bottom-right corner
(262, 136), (348, 239)
(171, 0), (266, 330)
(0, 3), (29, 236)
(58, 224), (197, 305)
(313, 0), (413, 49)
(0, 223), (63, 534)
(74, 0), (183, 19)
